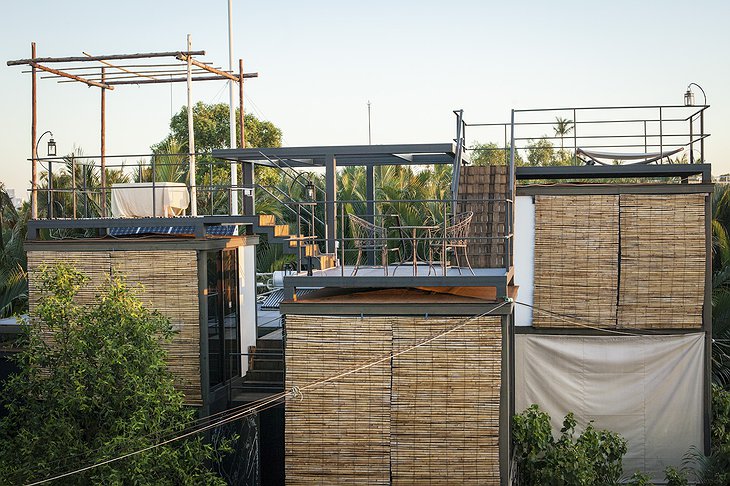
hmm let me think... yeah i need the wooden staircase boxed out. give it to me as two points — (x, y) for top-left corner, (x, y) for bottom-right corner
(250, 214), (336, 271)
(232, 334), (285, 402)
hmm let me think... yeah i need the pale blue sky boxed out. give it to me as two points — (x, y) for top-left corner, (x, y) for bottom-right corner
(1, 0), (729, 195)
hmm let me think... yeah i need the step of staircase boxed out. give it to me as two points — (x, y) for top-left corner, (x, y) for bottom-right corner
(258, 214), (276, 227)
(274, 224), (290, 237)
(250, 357), (285, 371)
(245, 369), (285, 382)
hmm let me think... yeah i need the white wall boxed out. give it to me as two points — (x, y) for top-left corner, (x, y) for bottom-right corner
(238, 245), (257, 375)
(515, 333), (705, 479)
(514, 195), (535, 326)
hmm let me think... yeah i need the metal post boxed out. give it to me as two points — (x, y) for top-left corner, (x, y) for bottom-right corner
(689, 115), (694, 164)
(659, 107), (663, 159)
(100, 67), (107, 217)
(47, 157), (53, 219)
(507, 109), (515, 273)
(71, 155), (77, 218)
(366, 165), (375, 266)
(186, 34), (197, 216)
(227, 0), (238, 216)
(243, 163), (254, 215)
(644, 121), (648, 154)
(700, 111), (705, 163)
(30, 42), (38, 220)
(572, 108), (577, 165)
(325, 154), (337, 254)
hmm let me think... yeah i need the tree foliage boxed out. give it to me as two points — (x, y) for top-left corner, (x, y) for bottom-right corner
(513, 405), (627, 486)
(0, 264), (230, 485)
(470, 142), (525, 166)
(154, 102), (282, 153)
(513, 404), (627, 486)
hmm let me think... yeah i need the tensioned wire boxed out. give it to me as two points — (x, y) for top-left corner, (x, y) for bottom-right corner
(16, 315), (287, 477)
(24, 302), (508, 485)
(25, 298), (670, 479)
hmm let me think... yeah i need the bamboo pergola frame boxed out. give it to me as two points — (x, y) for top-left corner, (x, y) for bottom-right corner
(7, 39), (259, 219)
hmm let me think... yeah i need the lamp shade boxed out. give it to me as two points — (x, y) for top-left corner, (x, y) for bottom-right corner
(684, 89), (695, 107)
(47, 138), (57, 157)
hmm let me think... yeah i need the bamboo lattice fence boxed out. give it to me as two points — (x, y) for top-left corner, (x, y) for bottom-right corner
(27, 249), (203, 405)
(284, 314), (502, 485)
(532, 193), (706, 329)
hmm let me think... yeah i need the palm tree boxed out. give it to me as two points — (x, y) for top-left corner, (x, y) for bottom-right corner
(553, 117), (574, 152)
(0, 183), (28, 318)
(711, 185), (730, 387)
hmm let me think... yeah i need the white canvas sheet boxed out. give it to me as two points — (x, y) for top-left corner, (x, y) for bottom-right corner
(111, 182), (190, 218)
(515, 333), (704, 479)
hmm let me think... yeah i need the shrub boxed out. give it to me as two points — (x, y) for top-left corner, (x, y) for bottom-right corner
(513, 404), (627, 486)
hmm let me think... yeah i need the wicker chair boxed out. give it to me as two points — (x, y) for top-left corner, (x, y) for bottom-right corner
(428, 211), (475, 276)
(348, 213), (400, 276)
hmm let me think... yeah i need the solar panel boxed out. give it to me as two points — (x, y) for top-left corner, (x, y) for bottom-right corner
(108, 225), (237, 237)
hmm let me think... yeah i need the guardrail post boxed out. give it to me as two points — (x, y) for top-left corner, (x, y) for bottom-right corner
(325, 154), (337, 254)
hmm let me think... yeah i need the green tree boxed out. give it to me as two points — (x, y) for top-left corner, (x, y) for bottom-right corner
(155, 102), (282, 152)
(470, 142), (525, 166)
(153, 102), (284, 213)
(0, 264), (230, 485)
(0, 182), (28, 317)
(526, 138), (558, 166)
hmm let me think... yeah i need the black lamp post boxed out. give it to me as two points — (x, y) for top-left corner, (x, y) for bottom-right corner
(36, 131), (55, 218)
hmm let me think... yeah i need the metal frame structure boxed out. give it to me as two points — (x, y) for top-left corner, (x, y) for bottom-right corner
(7, 41), (258, 221)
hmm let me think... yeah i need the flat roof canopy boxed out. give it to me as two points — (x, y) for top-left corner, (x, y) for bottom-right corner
(212, 143), (459, 167)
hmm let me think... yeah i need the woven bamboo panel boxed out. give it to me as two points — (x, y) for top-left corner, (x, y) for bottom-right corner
(533, 195), (619, 327)
(27, 251), (111, 307)
(457, 166), (509, 268)
(618, 194), (705, 329)
(112, 250), (201, 402)
(27, 249), (202, 405)
(391, 316), (502, 485)
(284, 314), (503, 484)
(285, 315), (392, 485)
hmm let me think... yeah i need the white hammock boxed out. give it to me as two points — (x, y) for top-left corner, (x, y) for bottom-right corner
(577, 147), (683, 166)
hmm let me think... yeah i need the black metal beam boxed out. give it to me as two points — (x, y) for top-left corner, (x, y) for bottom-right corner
(517, 183), (714, 197)
(516, 163), (711, 181)
(212, 143), (456, 162)
(283, 272), (510, 290)
(26, 215), (254, 239)
(279, 301), (513, 316)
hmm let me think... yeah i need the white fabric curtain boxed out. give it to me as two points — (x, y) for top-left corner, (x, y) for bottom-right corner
(515, 333), (705, 479)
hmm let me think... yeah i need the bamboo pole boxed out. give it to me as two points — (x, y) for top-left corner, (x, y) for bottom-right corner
(7, 50), (206, 66)
(100, 67), (107, 217)
(31, 42), (37, 220)
(30, 62), (113, 90)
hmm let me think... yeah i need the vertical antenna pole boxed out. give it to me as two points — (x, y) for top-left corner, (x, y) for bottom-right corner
(187, 34), (197, 216)
(101, 66), (107, 217)
(367, 100), (372, 145)
(228, 0), (238, 216)
(31, 42), (38, 220)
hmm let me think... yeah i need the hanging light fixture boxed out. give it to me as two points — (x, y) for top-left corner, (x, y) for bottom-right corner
(684, 88), (695, 106)
(684, 83), (707, 106)
(306, 179), (316, 201)
(47, 137), (57, 157)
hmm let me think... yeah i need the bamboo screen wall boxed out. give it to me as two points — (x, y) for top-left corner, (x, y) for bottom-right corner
(27, 250), (202, 405)
(457, 166), (509, 268)
(285, 315), (502, 485)
(532, 194), (706, 329)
